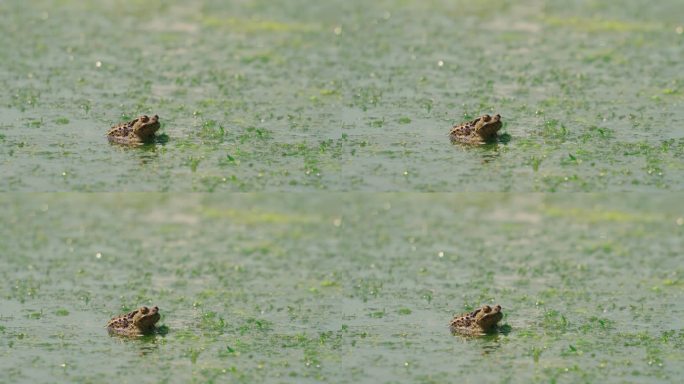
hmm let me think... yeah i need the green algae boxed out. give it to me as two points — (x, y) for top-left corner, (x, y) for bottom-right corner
(1, 194), (683, 383)
(1, 0), (683, 191)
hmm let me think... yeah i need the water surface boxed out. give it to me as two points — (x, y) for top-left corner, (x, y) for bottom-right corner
(1, 194), (682, 383)
(1, 0), (683, 191)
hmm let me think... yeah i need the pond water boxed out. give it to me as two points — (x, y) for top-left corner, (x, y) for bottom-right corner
(1, 1), (683, 383)
(1, 0), (683, 191)
(1, 194), (683, 383)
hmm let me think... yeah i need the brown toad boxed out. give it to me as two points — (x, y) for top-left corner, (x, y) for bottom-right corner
(449, 114), (502, 144)
(106, 306), (160, 337)
(449, 304), (503, 335)
(107, 115), (160, 145)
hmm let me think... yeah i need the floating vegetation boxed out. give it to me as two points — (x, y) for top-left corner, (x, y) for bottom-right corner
(1, 194), (683, 381)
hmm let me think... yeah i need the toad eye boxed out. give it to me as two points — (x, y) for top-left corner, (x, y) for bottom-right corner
(482, 115), (491, 122)
(140, 307), (149, 314)
(482, 305), (492, 313)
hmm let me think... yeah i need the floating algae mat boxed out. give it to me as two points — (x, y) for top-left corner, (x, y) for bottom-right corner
(1, 194), (683, 383)
(1, 0), (683, 383)
(1, 0), (683, 191)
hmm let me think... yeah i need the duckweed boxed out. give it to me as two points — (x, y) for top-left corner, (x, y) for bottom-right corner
(1, 194), (683, 382)
(1, 0), (682, 191)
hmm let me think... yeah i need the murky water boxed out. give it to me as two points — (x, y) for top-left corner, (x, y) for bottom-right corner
(1, 0), (683, 191)
(1, 1), (683, 383)
(1, 194), (683, 383)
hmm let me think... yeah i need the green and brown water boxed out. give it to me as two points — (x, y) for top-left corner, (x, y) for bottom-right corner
(1, 1), (683, 383)
(1, 194), (683, 383)
(1, 0), (683, 191)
